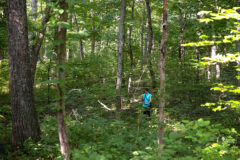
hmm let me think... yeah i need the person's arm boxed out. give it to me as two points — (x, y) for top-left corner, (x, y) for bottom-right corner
(146, 97), (152, 104)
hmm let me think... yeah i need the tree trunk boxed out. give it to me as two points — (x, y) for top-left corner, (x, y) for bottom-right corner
(68, 14), (73, 60)
(178, 7), (186, 59)
(68, 48), (73, 60)
(212, 0), (220, 79)
(90, 0), (95, 54)
(145, 0), (156, 89)
(30, 5), (51, 83)
(72, 13), (84, 60)
(116, 0), (126, 119)
(237, 0), (240, 85)
(31, 0), (38, 19)
(158, 0), (168, 151)
(144, 32), (148, 64)
(211, 40), (220, 79)
(56, 1), (70, 159)
(140, 2), (145, 69)
(47, 58), (51, 105)
(79, 40), (84, 59)
(196, 47), (200, 61)
(6, 0), (40, 148)
(0, 49), (4, 59)
(128, 0), (135, 95)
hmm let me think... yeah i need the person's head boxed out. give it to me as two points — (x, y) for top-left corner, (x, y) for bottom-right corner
(145, 88), (149, 94)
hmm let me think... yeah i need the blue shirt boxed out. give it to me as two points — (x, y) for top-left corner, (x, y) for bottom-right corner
(142, 93), (152, 107)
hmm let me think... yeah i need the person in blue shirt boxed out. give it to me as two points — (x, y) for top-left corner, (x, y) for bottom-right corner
(142, 88), (152, 117)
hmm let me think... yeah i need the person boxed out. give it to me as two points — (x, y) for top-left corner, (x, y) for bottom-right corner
(142, 88), (152, 117)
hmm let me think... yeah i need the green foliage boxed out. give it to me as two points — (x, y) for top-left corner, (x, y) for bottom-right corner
(0, 0), (7, 55)
(0, 59), (9, 94)
(2, 103), (239, 159)
(0, 105), (11, 155)
(182, 7), (240, 115)
(65, 88), (100, 115)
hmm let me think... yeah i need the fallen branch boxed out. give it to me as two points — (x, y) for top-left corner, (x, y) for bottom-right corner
(98, 100), (112, 111)
(72, 109), (79, 121)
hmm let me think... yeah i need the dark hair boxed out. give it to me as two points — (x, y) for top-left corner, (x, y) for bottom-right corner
(145, 88), (149, 92)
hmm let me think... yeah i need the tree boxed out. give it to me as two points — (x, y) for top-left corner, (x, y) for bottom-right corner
(116, 0), (126, 119)
(56, 0), (70, 159)
(178, 4), (186, 59)
(145, 0), (156, 89)
(90, 0), (95, 54)
(158, 0), (168, 151)
(140, 1), (145, 69)
(29, 5), (51, 83)
(127, 0), (135, 95)
(72, 13), (84, 60)
(30, 0), (37, 18)
(237, 0), (240, 85)
(6, 0), (40, 147)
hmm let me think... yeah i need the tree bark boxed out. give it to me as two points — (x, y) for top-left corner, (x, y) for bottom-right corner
(145, 0), (156, 89)
(196, 47), (200, 61)
(140, 2), (145, 69)
(128, 0), (135, 95)
(68, 14), (73, 60)
(56, 0), (70, 159)
(211, 28), (220, 79)
(178, 6), (186, 59)
(158, 0), (168, 151)
(6, 0), (40, 148)
(212, 0), (220, 79)
(116, 0), (126, 119)
(237, 0), (240, 85)
(90, 0), (95, 54)
(31, 0), (38, 19)
(72, 13), (84, 60)
(30, 5), (51, 83)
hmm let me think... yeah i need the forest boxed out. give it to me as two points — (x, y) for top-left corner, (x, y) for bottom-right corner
(0, 0), (240, 159)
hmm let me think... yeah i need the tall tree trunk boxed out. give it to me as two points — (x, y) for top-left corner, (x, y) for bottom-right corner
(72, 13), (84, 60)
(144, 32), (148, 63)
(178, 6), (186, 60)
(128, 0), (135, 95)
(90, 0), (95, 54)
(31, 0), (38, 19)
(29, 0), (38, 43)
(237, 0), (240, 85)
(97, 12), (103, 54)
(145, 0), (156, 89)
(158, 0), (168, 151)
(211, 28), (219, 79)
(116, 0), (126, 119)
(212, 0), (220, 79)
(56, 1), (70, 159)
(196, 47), (200, 61)
(30, 6), (51, 83)
(68, 14), (73, 60)
(47, 58), (52, 105)
(140, 2), (145, 69)
(0, 49), (4, 59)
(6, 0), (40, 148)
(79, 40), (84, 59)
(196, 47), (200, 83)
